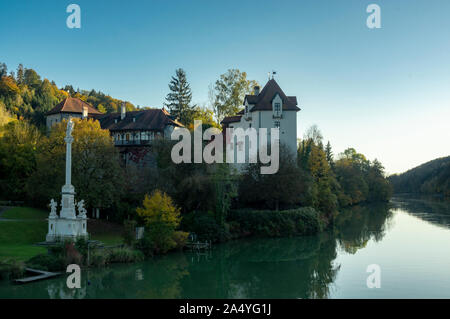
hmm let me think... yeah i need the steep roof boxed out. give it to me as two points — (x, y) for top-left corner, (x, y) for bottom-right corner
(220, 115), (242, 125)
(98, 108), (183, 131)
(46, 97), (103, 115)
(244, 79), (300, 112)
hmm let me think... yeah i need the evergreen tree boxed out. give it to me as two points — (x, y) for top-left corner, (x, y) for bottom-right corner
(0, 63), (7, 78)
(325, 141), (334, 168)
(164, 68), (193, 126)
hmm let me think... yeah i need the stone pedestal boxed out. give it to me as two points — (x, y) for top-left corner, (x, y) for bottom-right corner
(46, 216), (88, 242)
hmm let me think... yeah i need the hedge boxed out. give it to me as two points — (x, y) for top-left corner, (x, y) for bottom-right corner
(227, 207), (323, 237)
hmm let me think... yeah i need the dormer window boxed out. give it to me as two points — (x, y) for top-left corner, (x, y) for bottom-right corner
(275, 103), (281, 113)
(272, 94), (282, 118)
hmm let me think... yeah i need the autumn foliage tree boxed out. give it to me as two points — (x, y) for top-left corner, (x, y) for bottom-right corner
(211, 69), (259, 122)
(0, 120), (40, 200)
(334, 148), (392, 205)
(0, 62), (137, 127)
(26, 118), (124, 209)
(298, 137), (338, 217)
(136, 190), (182, 253)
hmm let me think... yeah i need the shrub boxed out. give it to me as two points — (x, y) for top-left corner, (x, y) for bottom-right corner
(75, 237), (88, 260)
(137, 190), (181, 254)
(172, 231), (189, 250)
(228, 207), (323, 238)
(64, 242), (83, 266)
(0, 260), (25, 281)
(88, 250), (108, 267)
(135, 236), (154, 258)
(48, 244), (65, 257)
(107, 247), (144, 263)
(181, 211), (222, 242)
(123, 219), (137, 246)
(26, 254), (66, 272)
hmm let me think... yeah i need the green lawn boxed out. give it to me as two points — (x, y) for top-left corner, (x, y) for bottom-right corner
(1, 206), (48, 220)
(0, 206), (124, 261)
(88, 219), (124, 246)
(0, 219), (48, 261)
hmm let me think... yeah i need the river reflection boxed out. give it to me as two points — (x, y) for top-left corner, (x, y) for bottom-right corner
(391, 195), (450, 228)
(1, 196), (449, 299)
(334, 202), (393, 254)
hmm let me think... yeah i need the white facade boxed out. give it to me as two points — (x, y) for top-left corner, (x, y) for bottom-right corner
(46, 112), (84, 130)
(225, 81), (299, 159)
(229, 108), (298, 155)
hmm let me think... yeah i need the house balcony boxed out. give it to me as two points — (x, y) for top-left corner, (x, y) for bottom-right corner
(114, 140), (152, 146)
(272, 113), (283, 119)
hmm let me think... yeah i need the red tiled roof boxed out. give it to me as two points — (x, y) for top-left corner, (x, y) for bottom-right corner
(244, 79), (300, 112)
(46, 97), (103, 115)
(98, 108), (183, 132)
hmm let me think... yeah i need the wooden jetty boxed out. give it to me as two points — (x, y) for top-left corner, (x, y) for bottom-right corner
(14, 268), (61, 284)
(186, 241), (211, 252)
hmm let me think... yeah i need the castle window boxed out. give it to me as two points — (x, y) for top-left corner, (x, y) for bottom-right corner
(274, 120), (280, 128)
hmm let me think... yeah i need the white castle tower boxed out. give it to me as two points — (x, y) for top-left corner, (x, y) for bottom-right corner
(46, 118), (88, 242)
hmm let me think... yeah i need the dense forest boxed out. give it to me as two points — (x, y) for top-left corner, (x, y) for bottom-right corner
(389, 156), (450, 197)
(0, 62), (137, 129)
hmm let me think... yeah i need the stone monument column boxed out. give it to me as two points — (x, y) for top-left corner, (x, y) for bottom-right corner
(46, 118), (89, 242)
(60, 119), (76, 220)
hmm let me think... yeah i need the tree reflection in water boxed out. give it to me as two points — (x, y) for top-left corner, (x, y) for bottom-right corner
(334, 202), (393, 254)
(390, 195), (450, 229)
(0, 203), (396, 299)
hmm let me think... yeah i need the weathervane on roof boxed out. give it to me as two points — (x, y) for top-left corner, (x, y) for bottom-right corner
(268, 70), (277, 80)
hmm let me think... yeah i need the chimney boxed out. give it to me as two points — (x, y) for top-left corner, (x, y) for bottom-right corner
(121, 102), (126, 120)
(253, 86), (260, 95)
(82, 106), (88, 119)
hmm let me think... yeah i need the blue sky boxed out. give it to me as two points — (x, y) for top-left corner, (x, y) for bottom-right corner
(1, 0), (449, 174)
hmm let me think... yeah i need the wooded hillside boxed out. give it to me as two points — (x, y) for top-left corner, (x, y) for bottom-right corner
(389, 156), (450, 197)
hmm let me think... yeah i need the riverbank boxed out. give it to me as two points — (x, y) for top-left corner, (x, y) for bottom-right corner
(2, 196), (449, 298)
(0, 203), (371, 280)
(0, 205), (328, 279)
(0, 206), (126, 279)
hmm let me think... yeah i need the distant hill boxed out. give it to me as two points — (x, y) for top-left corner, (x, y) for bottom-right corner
(0, 62), (137, 127)
(389, 156), (450, 197)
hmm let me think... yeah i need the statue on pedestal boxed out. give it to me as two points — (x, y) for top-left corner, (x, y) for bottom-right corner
(49, 199), (58, 218)
(77, 200), (87, 218)
(46, 118), (89, 242)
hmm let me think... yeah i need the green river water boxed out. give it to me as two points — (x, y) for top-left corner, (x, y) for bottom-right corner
(1, 195), (449, 298)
